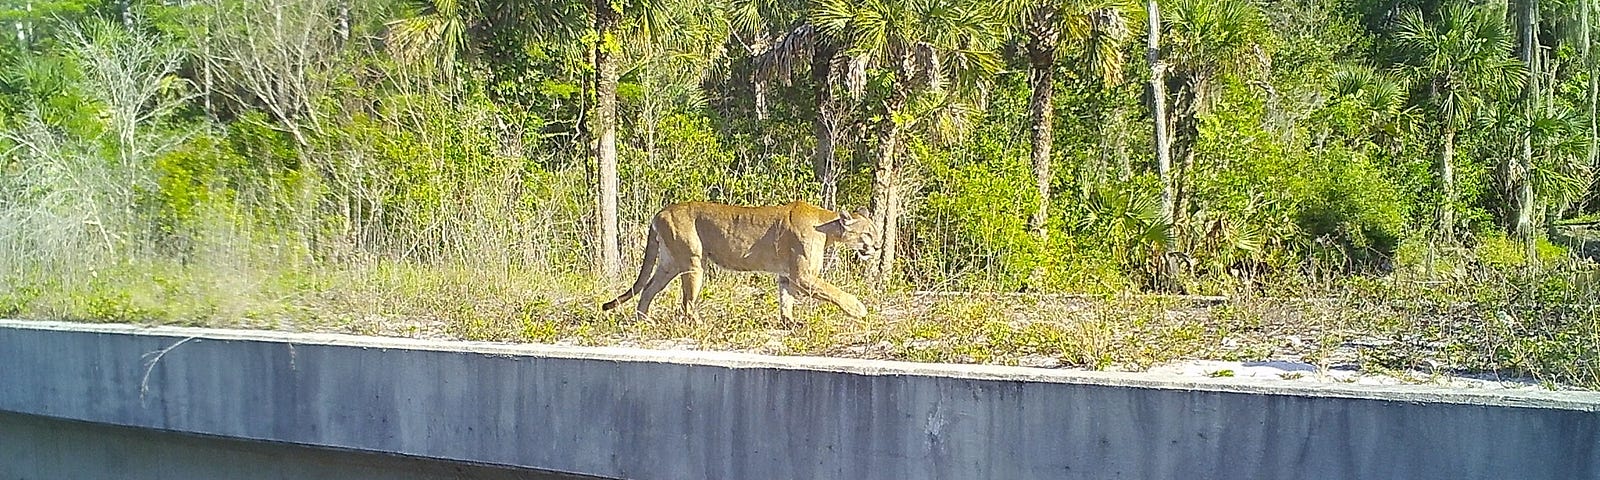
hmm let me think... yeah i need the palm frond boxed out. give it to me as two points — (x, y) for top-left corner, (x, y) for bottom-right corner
(751, 23), (816, 85)
(627, 0), (674, 42)
(384, 0), (467, 75)
(1331, 64), (1376, 98)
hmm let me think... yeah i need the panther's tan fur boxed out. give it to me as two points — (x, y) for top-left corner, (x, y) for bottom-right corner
(601, 201), (878, 322)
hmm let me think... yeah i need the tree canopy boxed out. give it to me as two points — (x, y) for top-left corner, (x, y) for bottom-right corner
(0, 0), (1597, 294)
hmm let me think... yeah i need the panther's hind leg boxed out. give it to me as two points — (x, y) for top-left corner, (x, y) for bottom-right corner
(635, 262), (683, 321)
(679, 257), (704, 321)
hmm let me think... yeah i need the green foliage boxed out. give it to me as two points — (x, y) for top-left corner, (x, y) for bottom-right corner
(909, 137), (1040, 290)
(1297, 146), (1410, 266)
(1075, 181), (1170, 289)
(0, 0), (1596, 389)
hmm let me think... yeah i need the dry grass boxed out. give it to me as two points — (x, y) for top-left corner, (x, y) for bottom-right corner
(2, 257), (1596, 390)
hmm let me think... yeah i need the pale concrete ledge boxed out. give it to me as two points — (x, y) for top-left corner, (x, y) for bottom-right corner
(2, 319), (1597, 479)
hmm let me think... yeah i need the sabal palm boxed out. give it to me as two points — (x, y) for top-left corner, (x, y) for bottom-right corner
(736, 0), (847, 208)
(385, 0), (586, 83)
(810, 0), (1007, 280)
(1329, 64), (1417, 151)
(1393, 0), (1521, 241)
(1529, 103), (1595, 216)
(1159, 0), (1269, 235)
(1488, 90), (1599, 219)
(1009, 0), (1138, 243)
(387, 0), (634, 274)
(1540, 0), (1598, 210)
(627, 0), (725, 164)
(386, 0), (469, 78)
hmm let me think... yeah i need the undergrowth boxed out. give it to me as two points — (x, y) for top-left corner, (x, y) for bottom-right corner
(3, 254), (1595, 390)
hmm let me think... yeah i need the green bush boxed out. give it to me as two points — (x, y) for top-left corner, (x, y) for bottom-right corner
(1297, 146), (1409, 267)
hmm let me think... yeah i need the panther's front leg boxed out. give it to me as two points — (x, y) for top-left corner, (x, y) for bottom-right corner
(791, 274), (867, 318)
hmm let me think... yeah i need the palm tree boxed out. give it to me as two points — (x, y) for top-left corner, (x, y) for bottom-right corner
(810, 0), (1007, 280)
(387, 0), (469, 85)
(594, 0), (624, 279)
(1147, 0), (1173, 222)
(737, 0), (848, 208)
(1554, 0), (1599, 211)
(1157, 0), (1269, 234)
(591, 0), (668, 278)
(1328, 64), (1418, 154)
(1512, 0), (1539, 243)
(1530, 103), (1596, 219)
(386, 0), (584, 87)
(627, 0), (724, 165)
(1393, 1), (1520, 242)
(387, 0), (628, 272)
(1012, 0), (1137, 243)
(1587, 0), (1598, 198)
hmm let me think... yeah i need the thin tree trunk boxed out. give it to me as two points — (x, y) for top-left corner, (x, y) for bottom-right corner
(1147, 0), (1173, 223)
(594, 0), (621, 279)
(121, 0), (133, 27)
(1441, 125), (1457, 243)
(1171, 80), (1199, 235)
(336, 0), (350, 48)
(754, 77), (769, 121)
(1027, 7), (1059, 244)
(1515, 0), (1538, 258)
(1113, 103), (1139, 180)
(1586, 0), (1598, 204)
(203, 23), (213, 118)
(813, 42), (840, 210)
(15, 1), (29, 47)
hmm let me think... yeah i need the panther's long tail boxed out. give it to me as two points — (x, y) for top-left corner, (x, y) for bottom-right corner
(601, 220), (661, 311)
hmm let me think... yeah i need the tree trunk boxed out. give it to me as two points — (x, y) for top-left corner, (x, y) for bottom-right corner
(15, 1), (30, 47)
(1109, 103), (1132, 181)
(1514, 0), (1538, 258)
(1171, 79), (1199, 236)
(594, 0), (622, 279)
(1441, 125), (1457, 243)
(1510, 0), (1536, 236)
(869, 57), (911, 282)
(336, 0), (351, 48)
(1586, 0), (1599, 206)
(203, 23), (213, 118)
(870, 122), (903, 282)
(1027, 7), (1059, 244)
(754, 76), (769, 121)
(121, 0), (133, 27)
(812, 41), (840, 210)
(1147, 0), (1173, 223)
(1174, 121), (1197, 232)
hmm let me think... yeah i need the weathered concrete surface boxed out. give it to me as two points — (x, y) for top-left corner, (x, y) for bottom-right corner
(1, 319), (1597, 480)
(0, 411), (597, 480)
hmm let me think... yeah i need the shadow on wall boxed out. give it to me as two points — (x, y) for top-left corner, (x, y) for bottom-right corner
(0, 411), (613, 480)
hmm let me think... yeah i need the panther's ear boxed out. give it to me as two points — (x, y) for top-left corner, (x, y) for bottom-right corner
(853, 207), (871, 219)
(837, 209), (857, 225)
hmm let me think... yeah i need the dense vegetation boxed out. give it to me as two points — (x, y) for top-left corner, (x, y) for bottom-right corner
(0, 0), (1596, 387)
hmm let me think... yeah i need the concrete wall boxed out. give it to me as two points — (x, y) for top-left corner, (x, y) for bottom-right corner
(0, 411), (594, 480)
(2, 319), (1597, 480)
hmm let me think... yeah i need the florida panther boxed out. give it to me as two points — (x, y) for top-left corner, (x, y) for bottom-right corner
(601, 201), (879, 322)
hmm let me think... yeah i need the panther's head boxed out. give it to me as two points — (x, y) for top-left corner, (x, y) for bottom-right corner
(834, 208), (879, 262)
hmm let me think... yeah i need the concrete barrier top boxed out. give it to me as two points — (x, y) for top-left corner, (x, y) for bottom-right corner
(5, 318), (1594, 412)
